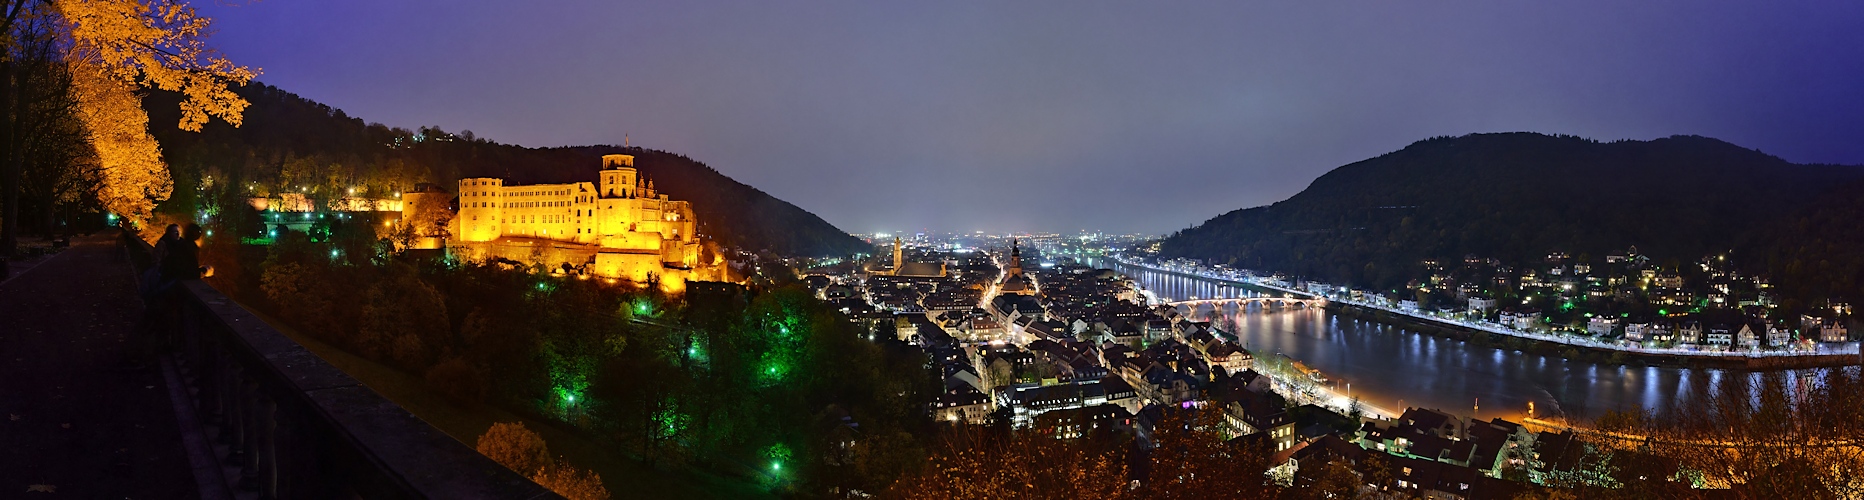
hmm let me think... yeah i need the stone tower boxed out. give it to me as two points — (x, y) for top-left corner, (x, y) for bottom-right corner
(1008, 238), (1022, 276)
(599, 154), (637, 198)
(892, 236), (904, 273)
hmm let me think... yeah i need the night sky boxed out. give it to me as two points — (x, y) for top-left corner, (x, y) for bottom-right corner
(199, 1), (1864, 235)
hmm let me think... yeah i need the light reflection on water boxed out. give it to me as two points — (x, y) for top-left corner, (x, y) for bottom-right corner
(1098, 259), (1837, 422)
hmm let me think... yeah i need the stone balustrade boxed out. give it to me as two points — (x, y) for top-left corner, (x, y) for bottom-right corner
(127, 234), (556, 499)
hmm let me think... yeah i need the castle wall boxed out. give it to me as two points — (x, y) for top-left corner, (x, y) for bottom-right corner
(595, 251), (664, 282)
(444, 154), (715, 290)
(457, 177), (505, 242)
(453, 238), (600, 270)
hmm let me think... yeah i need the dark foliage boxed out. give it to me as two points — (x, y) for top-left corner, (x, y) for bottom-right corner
(143, 82), (867, 257)
(1159, 132), (1864, 302)
(1747, 177), (1864, 305)
(211, 210), (934, 492)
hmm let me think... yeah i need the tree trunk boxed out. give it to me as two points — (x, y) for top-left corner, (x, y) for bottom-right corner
(1, 58), (17, 257)
(36, 178), (53, 238)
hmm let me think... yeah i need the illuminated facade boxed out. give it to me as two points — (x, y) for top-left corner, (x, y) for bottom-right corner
(870, 236), (946, 277)
(451, 154), (705, 285)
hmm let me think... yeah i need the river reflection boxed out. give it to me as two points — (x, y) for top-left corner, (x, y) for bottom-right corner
(1098, 259), (1838, 422)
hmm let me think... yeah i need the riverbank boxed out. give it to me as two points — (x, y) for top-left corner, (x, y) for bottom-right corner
(1323, 302), (1861, 370)
(1111, 257), (1862, 370)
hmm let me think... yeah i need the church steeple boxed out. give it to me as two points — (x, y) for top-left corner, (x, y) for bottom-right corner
(1008, 238), (1023, 277)
(892, 236), (904, 274)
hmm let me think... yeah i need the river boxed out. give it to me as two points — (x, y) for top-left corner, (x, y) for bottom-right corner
(1096, 259), (1842, 422)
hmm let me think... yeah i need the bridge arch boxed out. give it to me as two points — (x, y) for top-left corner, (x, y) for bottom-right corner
(1168, 296), (1326, 316)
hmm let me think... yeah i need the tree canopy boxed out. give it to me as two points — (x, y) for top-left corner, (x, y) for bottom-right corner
(0, 0), (255, 254)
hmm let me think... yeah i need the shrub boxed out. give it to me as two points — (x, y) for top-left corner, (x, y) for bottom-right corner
(531, 464), (610, 500)
(475, 421), (550, 476)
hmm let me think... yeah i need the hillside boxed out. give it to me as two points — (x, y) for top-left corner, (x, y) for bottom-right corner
(143, 83), (868, 257)
(1158, 133), (1864, 300)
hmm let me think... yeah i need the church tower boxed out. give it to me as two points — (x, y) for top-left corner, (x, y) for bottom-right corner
(892, 236), (904, 274)
(1008, 238), (1023, 277)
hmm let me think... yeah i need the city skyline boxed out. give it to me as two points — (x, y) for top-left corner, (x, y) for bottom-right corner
(199, 1), (1864, 234)
(3, 2), (1862, 497)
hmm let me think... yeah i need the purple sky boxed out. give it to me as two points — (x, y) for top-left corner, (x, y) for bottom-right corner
(198, 1), (1864, 235)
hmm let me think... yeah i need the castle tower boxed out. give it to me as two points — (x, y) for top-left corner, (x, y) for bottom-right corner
(399, 183), (452, 248)
(599, 154), (637, 198)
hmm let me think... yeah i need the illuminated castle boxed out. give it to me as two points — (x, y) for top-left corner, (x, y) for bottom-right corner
(451, 154), (706, 285)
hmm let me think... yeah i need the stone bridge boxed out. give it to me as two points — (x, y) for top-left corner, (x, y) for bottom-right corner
(1169, 296), (1326, 314)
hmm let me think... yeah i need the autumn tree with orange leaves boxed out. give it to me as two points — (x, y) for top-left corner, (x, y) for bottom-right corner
(0, 0), (255, 255)
(475, 421), (611, 500)
(886, 426), (1129, 500)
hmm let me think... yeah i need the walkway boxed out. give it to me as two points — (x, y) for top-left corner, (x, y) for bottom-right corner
(0, 233), (199, 498)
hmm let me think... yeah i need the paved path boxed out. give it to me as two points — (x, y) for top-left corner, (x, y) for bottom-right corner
(0, 232), (198, 498)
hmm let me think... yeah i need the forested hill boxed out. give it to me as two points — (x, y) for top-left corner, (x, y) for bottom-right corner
(1158, 132), (1864, 298)
(144, 83), (868, 257)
